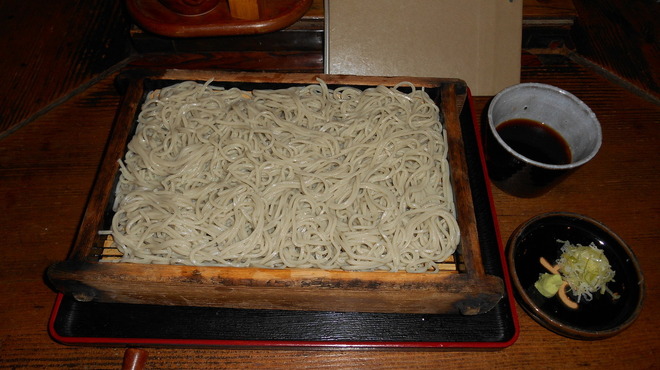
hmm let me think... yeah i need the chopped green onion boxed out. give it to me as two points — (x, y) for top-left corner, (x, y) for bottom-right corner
(556, 240), (616, 303)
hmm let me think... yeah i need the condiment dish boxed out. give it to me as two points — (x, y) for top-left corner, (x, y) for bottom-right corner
(506, 212), (644, 340)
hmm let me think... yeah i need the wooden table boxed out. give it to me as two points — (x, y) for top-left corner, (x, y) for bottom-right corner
(1, 8), (658, 363)
(0, 0), (660, 362)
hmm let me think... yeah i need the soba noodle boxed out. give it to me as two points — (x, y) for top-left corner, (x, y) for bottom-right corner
(109, 80), (460, 272)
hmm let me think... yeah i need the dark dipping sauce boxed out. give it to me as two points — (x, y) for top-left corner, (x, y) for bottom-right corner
(496, 118), (572, 165)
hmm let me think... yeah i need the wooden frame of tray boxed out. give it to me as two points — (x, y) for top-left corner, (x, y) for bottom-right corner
(47, 70), (504, 315)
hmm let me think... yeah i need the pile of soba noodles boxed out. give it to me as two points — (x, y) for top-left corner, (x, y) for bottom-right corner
(109, 79), (460, 273)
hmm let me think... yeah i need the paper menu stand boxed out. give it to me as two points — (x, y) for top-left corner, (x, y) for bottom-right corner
(325, 0), (523, 96)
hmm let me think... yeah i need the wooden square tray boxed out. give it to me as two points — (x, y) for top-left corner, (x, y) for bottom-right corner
(47, 70), (504, 315)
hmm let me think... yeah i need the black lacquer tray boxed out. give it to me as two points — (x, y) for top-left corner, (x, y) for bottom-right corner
(49, 74), (518, 349)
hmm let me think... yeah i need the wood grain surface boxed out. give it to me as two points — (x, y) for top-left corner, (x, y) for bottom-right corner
(0, 0), (131, 138)
(570, 0), (659, 99)
(0, 55), (658, 368)
(1, 0), (659, 367)
(523, 0), (577, 20)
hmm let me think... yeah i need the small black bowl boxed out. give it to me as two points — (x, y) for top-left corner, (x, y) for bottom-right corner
(507, 212), (644, 340)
